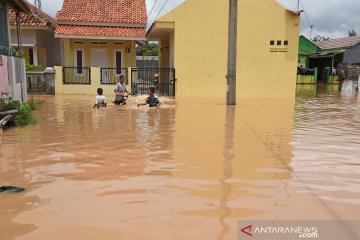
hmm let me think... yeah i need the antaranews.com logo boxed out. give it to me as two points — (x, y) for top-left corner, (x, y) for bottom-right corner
(238, 221), (360, 240)
(240, 224), (318, 238)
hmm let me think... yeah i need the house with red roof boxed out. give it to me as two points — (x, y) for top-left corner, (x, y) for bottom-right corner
(9, 1), (60, 68)
(54, 0), (147, 93)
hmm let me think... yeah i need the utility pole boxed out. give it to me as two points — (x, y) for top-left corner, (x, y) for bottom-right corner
(34, 0), (42, 9)
(226, 0), (238, 105)
(297, 0), (300, 11)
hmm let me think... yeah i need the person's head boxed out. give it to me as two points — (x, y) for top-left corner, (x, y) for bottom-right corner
(97, 88), (103, 95)
(148, 87), (155, 96)
(119, 74), (125, 84)
(154, 73), (159, 80)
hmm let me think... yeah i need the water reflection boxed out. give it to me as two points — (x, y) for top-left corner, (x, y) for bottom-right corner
(218, 106), (235, 240)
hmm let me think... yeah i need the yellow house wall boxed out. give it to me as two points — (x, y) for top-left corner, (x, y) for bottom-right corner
(156, 0), (300, 98)
(62, 39), (136, 67)
(54, 66), (132, 95)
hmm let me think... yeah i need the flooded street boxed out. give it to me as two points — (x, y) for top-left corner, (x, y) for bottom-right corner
(0, 87), (360, 240)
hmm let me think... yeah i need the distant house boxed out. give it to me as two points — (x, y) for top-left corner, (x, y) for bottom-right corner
(344, 41), (360, 65)
(1, 0), (30, 55)
(311, 36), (360, 83)
(296, 36), (319, 84)
(298, 35), (318, 68)
(9, 1), (60, 68)
(0, 0), (30, 101)
(147, 0), (301, 98)
(54, 0), (147, 95)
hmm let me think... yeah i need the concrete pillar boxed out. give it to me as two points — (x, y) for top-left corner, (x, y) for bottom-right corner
(33, 46), (38, 65)
(44, 67), (55, 95)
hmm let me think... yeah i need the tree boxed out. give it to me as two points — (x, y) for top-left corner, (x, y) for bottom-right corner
(312, 35), (330, 42)
(348, 29), (357, 37)
(136, 42), (159, 56)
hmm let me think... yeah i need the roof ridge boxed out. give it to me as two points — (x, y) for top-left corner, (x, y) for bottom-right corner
(8, 0), (57, 28)
(55, 0), (147, 25)
(25, 1), (57, 27)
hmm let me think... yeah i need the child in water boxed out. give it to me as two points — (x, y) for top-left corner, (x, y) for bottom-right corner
(114, 74), (131, 105)
(93, 88), (107, 108)
(137, 87), (161, 108)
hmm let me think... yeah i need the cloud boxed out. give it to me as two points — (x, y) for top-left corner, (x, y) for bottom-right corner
(37, 0), (359, 39)
(277, 0), (360, 38)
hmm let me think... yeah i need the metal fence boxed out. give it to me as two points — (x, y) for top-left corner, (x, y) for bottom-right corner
(100, 68), (128, 85)
(63, 67), (91, 85)
(131, 68), (176, 96)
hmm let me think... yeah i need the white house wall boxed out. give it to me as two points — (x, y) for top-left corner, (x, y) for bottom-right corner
(11, 29), (36, 46)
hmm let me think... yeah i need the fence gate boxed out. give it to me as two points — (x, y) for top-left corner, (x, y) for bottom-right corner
(131, 68), (176, 96)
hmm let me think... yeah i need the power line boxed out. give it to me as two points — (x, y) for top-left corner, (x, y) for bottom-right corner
(299, 0), (312, 28)
(153, 0), (169, 21)
(299, 0), (317, 39)
(147, 0), (159, 18)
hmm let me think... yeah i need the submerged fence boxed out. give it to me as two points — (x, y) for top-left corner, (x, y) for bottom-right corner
(131, 68), (176, 96)
(55, 66), (176, 96)
(63, 67), (91, 85)
(100, 68), (128, 85)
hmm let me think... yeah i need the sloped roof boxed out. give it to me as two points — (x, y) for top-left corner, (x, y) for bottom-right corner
(315, 36), (360, 50)
(9, 1), (57, 28)
(56, 0), (147, 25)
(7, 0), (31, 13)
(55, 0), (147, 39)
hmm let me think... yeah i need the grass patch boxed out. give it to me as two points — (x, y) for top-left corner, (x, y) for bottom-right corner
(10, 101), (37, 126)
(0, 98), (39, 127)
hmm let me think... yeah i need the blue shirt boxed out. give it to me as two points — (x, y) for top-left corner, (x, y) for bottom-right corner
(146, 96), (160, 107)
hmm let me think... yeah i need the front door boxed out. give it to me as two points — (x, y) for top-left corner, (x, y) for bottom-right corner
(91, 48), (108, 67)
(91, 48), (108, 83)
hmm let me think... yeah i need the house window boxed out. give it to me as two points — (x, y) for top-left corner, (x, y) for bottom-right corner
(270, 40), (275, 46)
(29, 48), (34, 65)
(76, 50), (83, 74)
(115, 51), (122, 74)
(277, 40), (282, 46)
(0, 2), (8, 48)
(284, 40), (289, 46)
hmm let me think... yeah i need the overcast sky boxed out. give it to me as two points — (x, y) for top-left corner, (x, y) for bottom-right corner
(31, 0), (360, 39)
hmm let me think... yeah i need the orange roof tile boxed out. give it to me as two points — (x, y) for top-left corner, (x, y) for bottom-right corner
(56, 0), (147, 25)
(55, 25), (146, 38)
(9, 1), (57, 28)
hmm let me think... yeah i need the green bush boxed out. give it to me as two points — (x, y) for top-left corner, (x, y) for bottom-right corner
(28, 98), (39, 111)
(11, 49), (44, 72)
(10, 101), (37, 126)
(25, 58), (44, 72)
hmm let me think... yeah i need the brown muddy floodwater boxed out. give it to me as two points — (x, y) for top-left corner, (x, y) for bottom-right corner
(0, 85), (360, 240)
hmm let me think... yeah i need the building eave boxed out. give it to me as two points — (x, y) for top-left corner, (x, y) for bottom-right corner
(57, 21), (146, 28)
(54, 34), (146, 41)
(10, 25), (51, 31)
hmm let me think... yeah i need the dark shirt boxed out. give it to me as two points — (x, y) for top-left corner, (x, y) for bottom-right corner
(146, 96), (160, 107)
